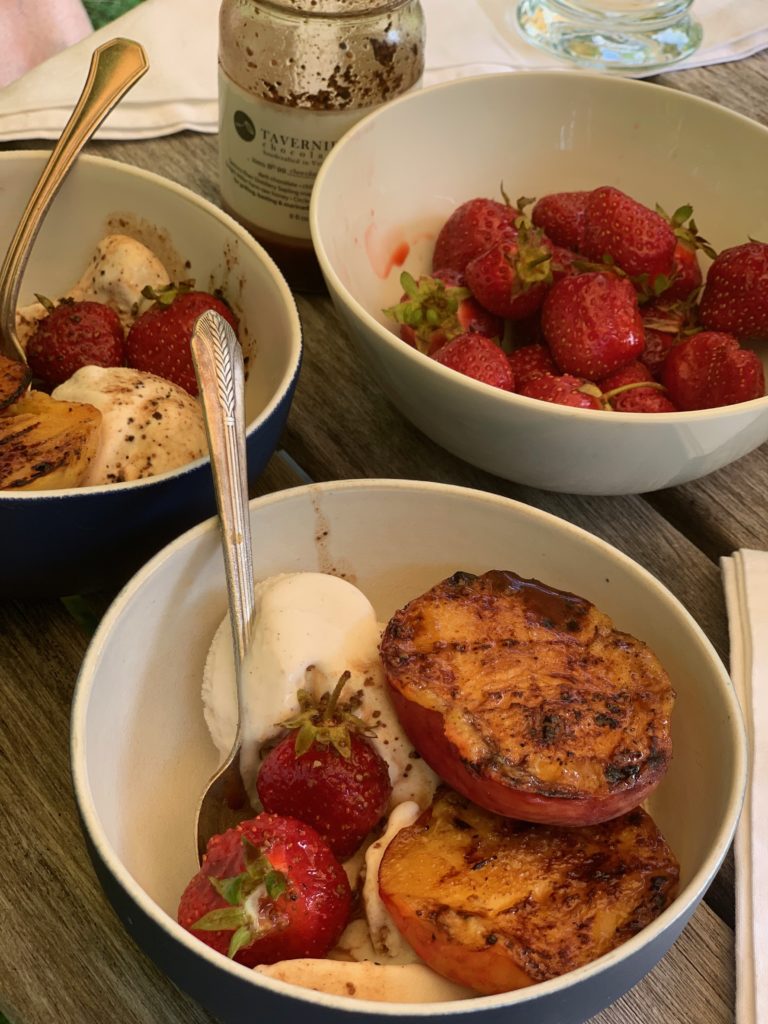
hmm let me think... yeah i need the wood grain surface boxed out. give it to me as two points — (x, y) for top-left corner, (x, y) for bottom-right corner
(2, 44), (767, 1024)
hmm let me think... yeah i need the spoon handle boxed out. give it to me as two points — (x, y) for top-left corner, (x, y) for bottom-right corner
(190, 310), (255, 710)
(0, 38), (149, 361)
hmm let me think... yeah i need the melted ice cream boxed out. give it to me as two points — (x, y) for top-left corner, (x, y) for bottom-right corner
(53, 366), (206, 485)
(200, 572), (464, 1002)
(15, 234), (170, 348)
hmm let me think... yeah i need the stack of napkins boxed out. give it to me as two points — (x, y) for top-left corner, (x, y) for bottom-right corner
(722, 549), (768, 1024)
(0, 0), (767, 141)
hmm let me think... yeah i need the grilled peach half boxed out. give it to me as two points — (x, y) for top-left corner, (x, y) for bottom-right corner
(379, 570), (675, 826)
(378, 787), (679, 995)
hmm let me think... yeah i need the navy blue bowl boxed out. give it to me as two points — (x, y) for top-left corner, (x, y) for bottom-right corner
(0, 370), (300, 597)
(0, 152), (303, 597)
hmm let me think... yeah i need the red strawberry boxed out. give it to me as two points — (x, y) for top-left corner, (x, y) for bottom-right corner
(661, 241), (702, 302)
(26, 299), (125, 389)
(599, 361), (654, 390)
(532, 191), (589, 252)
(256, 672), (392, 860)
(383, 270), (502, 355)
(432, 197), (517, 274)
(642, 328), (678, 379)
(549, 244), (579, 282)
(432, 332), (514, 390)
(178, 813), (351, 967)
(464, 224), (553, 320)
(612, 388), (679, 413)
(699, 241), (768, 341)
(508, 343), (556, 388)
(507, 309), (546, 349)
(598, 362), (678, 412)
(542, 271), (645, 379)
(655, 202), (714, 302)
(581, 186), (676, 282)
(661, 331), (765, 410)
(126, 285), (239, 395)
(639, 300), (689, 379)
(520, 372), (602, 410)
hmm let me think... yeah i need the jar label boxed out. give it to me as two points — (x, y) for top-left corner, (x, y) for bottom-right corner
(218, 69), (370, 241)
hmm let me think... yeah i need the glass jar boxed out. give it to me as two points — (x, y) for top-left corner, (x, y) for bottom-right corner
(218, 0), (425, 291)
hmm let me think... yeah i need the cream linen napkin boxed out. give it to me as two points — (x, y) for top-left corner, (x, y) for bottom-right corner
(0, 0), (767, 141)
(721, 548), (768, 1024)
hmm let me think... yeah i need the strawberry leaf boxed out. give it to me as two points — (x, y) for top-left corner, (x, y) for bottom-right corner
(399, 271), (421, 300)
(671, 203), (693, 226)
(228, 924), (256, 959)
(293, 720), (317, 757)
(265, 870), (288, 901)
(210, 871), (252, 905)
(278, 671), (376, 760)
(382, 274), (470, 353)
(192, 906), (247, 932)
(34, 293), (56, 313)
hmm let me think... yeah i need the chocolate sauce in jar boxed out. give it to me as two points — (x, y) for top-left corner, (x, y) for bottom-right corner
(218, 0), (425, 292)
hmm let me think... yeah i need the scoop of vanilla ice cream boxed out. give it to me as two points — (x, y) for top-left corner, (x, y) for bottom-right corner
(201, 572), (438, 808)
(16, 233), (170, 347)
(52, 366), (206, 485)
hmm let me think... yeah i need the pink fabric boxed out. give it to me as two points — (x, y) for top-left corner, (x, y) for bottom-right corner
(0, 0), (92, 88)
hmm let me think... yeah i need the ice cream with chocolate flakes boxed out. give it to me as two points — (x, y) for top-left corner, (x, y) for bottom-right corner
(52, 366), (206, 485)
(15, 234), (170, 348)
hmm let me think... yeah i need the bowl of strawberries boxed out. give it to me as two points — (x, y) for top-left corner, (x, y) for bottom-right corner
(71, 478), (745, 1023)
(310, 71), (768, 494)
(0, 151), (302, 595)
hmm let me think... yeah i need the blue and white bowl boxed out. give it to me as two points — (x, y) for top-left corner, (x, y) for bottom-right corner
(72, 479), (745, 1024)
(0, 151), (302, 596)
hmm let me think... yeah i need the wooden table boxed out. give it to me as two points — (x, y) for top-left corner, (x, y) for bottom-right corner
(2, 47), (767, 1024)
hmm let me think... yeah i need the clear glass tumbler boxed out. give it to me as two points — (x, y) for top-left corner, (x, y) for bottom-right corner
(516, 0), (702, 72)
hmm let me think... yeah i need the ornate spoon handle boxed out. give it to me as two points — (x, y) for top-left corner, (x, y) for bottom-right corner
(191, 309), (256, 862)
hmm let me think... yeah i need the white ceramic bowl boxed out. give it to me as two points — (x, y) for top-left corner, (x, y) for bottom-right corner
(0, 151), (302, 596)
(310, 72), (768, 495)
(72, 479), (745, 1024)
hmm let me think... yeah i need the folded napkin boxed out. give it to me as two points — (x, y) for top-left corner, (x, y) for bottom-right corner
(0, 0), (767, 141)
(721, 549), (768, 1024)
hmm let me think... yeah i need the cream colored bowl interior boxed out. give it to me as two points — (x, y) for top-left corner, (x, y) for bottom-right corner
(0, 151), (298, 435)
(310, 73), (768, 494)
(72, 480), (746, 1017)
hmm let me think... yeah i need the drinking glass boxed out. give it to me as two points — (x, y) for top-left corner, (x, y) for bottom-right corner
(516, 0), (702, 72)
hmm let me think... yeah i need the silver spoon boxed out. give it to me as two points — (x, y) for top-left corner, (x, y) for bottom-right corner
(0, 37), (149, 362)
(191, 309), (256, 864)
